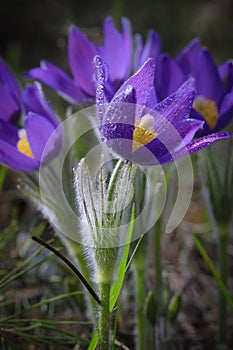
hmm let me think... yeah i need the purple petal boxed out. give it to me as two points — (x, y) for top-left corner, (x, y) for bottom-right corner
(102, 17), (132, 86)
(68, 25), (97, 96)
(115, 58), (155, 107)
(185, 132), (232, 154)
(26, 61), (86, 103)
(23, 82), (59, 127)
(176, 38), (201, 75)
(219, 88), (233, 116)
(135, 30), (161, 71)
(173, 118), (204, 146)
(104, 86), (136, 126)
(0, 58), (22, 106)
(0, 138), (39, 172)
(122, 17), (133, 77)
(218, 60), (232, 79)
(0, 119), (18, 145)
(156, 54), (185, 100)
(216, 89), (233, 130)
(25, 113), (57, 162)
(195, 49), (223, 103)
(153, 78), (196, 126)
(0, 85), (21, 121)
(218, 60), (233, 93)
(152, 132), (232, 165)
(134, 34), (143, 71)
(94, 55), (110, 124)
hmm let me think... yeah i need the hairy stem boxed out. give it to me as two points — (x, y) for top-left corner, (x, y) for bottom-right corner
(99, 282), (111, 350)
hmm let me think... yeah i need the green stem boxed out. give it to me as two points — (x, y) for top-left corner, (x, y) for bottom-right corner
(154, 221), (162, 348)
(154, 222), (162, 302)
(218, 225), (229, 349)
(134, 265), (147, 350)
(99, 282), (111, 350)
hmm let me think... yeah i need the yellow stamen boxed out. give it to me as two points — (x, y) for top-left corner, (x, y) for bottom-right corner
(132, 114), (158, 152)
(17, 129), (34, 158)
(193, 96), (219, 129)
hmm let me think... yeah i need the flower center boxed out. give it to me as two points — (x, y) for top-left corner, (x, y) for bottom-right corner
(17, 129), (34, 158)
(132, 114), (158, 153)
(193, 96), (219, 129)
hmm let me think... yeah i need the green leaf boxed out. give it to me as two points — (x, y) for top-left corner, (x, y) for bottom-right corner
(193, 234), (233, 309)
(168, 291), (182, 324)
(109, 204), (135, 312)
(88, 329), (98, 350)
(144, 291), (156, 326)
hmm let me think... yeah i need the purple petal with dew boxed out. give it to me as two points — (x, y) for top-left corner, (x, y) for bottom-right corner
(156, 54), (185, 100)
(0, 119), (19, 145)
(94, 55), (109, 124)
(104, 85), (136, 126)
(172, 118), (204, 148)
(0, 58), (22, 106)
(147, 86), (158, 109)
(195, 49), (223, 104)
(116, 58), (155, 107)
(149, 132), (232, 165)
(153, 77), (196, 126)
(176, 38), (201, 75)
(0, 84), (21, 121)
(26, 61), (86, 103)
(25, 112), (58, 162)
(103, 17), (132, 86)
(23, 82), (59, 127)
(185, 132), (232, 155)
(68, 25), (97, 96)
(0, 138), (39, 172)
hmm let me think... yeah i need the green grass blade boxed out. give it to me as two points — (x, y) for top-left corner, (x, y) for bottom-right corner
(193, 234), (233, 309)
(88, 329), (98, 350)
(109, 204), (135, 312)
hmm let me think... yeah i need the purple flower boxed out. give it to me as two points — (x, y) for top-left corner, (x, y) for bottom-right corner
(155, 43), (233, 136)
(95, 55), (231, 166)
(191, 49), (233, 136)
(0, 60), (62, 172)
(26, 17), (132, 104)
(0, 58), (22, 122)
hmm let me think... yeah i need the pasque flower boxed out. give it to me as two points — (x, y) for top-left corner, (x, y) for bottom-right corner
(0, 58), (23, 122)
(155, 41), (233, 136)
(26, 17), (132, 103)
(95, 55), (231, 166)
(0, 59), (62, 172)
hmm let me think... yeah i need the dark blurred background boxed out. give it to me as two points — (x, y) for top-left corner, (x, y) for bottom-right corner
(0, 0), (232, 75)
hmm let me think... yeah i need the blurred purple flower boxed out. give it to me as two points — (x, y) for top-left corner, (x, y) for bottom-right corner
(155, 42), (233, 136)
(134, 30), (161, 72)
(0, 59), (62, 172)
(191, 49), (233, 136)
(26, 17), (132, 104)
(95, 55), (231, 166)
(0, 58), (23, 123)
